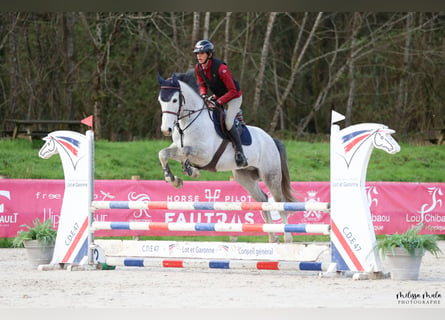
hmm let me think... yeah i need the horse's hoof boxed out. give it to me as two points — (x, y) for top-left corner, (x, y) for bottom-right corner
(172, 177), (183, 189)
(190, 168), (200, 178)
(283, 233), (294, 243)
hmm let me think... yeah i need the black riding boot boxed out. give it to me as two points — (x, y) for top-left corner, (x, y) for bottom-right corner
(228, 126), (248, 167)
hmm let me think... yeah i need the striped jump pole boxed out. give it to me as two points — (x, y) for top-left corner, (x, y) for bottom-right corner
(91, 221), (331, 235)
(91, 200), (330, 212)
(104, 257), (328, 272)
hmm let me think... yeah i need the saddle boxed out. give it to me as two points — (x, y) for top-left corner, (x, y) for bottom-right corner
(191, 107), (251, 172)
(211, 107), (252, 146)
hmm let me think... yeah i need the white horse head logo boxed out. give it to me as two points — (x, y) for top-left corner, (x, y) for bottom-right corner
(339, 126), (400, 167)
(418, 187), (443, 223)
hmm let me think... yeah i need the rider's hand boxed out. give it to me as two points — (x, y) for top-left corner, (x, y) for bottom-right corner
(201, 94), (216, 109)
(207, 95), (221, 109)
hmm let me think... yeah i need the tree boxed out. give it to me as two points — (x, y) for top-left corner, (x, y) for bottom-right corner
(62, 12), (76, 120)
(7, 13), (19, 120)
(223, 12), (232, 63)
(268, 12), (322, 134)
(395, 12), (414, 130)
(203, 12), (210, 39)
(78, 12), (122, 139)
(0, 12), (444, 141)
(345, 12), (362, 126)
(252, 12), (277, 124)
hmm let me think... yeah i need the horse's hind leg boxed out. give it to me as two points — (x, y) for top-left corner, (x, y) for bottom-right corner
(262, 172), (293, 243)
(232, 169), (280, 243)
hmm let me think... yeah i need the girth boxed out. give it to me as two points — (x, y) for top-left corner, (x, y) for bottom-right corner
(194, 139), (230, 172)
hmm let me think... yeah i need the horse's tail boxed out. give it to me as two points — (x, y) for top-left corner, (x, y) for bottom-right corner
(273, 138), (300, 202)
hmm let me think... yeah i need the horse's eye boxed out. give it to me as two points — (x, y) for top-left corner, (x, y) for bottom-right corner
(172, 98), (178, 103)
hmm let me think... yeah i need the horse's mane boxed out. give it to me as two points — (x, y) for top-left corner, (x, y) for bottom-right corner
(174, 69), (199, 94)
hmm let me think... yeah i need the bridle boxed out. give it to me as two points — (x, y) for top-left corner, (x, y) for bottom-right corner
(160, 83), (207, 147)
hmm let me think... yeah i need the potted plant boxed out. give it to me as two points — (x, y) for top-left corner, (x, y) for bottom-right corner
(377, 224), (442, 280)
(13, 218), (57, 267)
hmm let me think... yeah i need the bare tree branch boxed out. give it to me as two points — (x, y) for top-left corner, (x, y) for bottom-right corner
(269, 12), (322, 133)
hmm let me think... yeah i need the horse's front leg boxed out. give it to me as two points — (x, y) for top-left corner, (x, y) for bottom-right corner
(159, 145), (184, 189)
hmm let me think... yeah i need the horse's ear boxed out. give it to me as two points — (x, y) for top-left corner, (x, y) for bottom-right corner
(171, 73), (181, 87)
(157, 72), (164, 84)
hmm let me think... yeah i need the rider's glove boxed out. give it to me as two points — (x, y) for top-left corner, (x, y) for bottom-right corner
(207, 95), (221, 109)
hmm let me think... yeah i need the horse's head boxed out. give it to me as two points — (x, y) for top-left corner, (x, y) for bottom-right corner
(39, 135), (58, 159)
(157, 73), (182, 136)
(373, 127), (400, 154)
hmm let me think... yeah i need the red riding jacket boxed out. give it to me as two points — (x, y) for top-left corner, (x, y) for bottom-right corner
(195, 57), (242, 106)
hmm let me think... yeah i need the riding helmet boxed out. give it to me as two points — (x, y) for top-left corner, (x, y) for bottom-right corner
(193, 40), (214, 53)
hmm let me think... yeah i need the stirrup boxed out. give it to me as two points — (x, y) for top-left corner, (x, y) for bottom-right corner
(235, 152), (248, 167)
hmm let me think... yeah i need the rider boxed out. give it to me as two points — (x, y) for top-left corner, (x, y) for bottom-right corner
(193, 39), (248, 168)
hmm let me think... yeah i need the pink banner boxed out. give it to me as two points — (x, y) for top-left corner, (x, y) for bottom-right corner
(1, 179), (444, 238)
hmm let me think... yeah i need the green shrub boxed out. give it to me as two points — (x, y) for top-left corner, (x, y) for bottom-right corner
(377, 224), (442, 257)
(12, 218), (57, 248)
